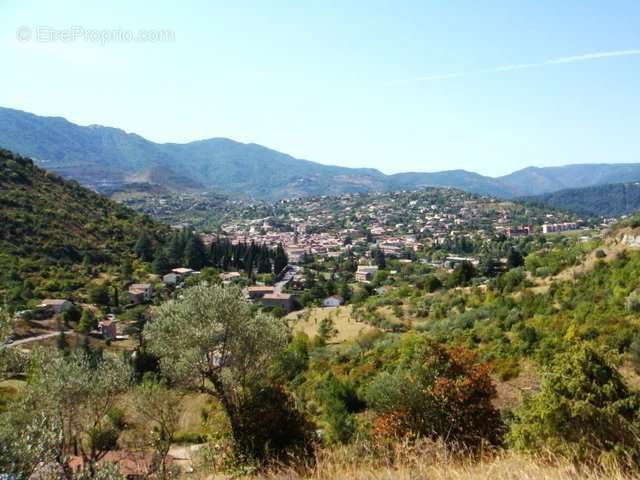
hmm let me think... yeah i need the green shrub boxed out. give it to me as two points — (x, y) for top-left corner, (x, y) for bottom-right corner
(508, 346), (640, 462)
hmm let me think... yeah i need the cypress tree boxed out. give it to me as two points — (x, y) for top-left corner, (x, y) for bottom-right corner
(185, 235), (207, 270)
(134, 231), (154, 262)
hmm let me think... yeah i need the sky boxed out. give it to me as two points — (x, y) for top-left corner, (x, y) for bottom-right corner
(1, 1), (639, 176)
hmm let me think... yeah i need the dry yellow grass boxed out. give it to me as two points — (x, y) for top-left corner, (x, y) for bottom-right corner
(249, 442), (638, 480)
(287, 306), (377, 344)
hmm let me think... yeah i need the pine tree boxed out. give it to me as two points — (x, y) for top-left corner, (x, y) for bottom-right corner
(152, 251), (170, 274)
(76, 310), (97, 334)
(134, 231), (154, 262)
(373, 248), (386, 269)
(120, 258), (133, 280)
(185, 235), (208, 270)
(167, 232), (185, 267)
(507, 248), (525, 269)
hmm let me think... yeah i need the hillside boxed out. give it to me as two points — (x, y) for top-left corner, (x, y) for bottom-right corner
(499, 164), (640, 197)
(0, 148), (162, 307)
(526, 181), (640, 217)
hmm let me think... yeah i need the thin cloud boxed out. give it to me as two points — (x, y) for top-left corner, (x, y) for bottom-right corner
(390, 49), (640, 85)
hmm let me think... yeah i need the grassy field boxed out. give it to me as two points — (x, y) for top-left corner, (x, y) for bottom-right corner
(287, 306), (378, 344)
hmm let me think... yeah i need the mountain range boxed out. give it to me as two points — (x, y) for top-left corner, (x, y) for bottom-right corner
(2, 106), (640, 201)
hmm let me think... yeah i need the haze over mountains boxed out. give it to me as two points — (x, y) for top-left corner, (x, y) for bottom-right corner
(1, 106), (640, 201)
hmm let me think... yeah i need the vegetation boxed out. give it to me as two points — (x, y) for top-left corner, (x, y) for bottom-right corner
(526, 182), (640, 217)
(0, 148), (164, 310)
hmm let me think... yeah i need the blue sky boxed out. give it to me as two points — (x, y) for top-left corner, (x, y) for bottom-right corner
(1, 1), (639, 176)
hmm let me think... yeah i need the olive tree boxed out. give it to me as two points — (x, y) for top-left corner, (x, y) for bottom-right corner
(131, 380), (183, 478)
(143, 284), (289, 447)
(0, 349), (130, 476)
(0, 306), (23, 380)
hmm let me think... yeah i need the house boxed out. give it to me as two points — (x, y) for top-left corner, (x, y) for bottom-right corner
(247, 286), (275, 300)
(355, 265), (379, 282)
(163, 272), (180, 285)
(172, 267), (195, 277)
(260, 293), (294, 312)
(127, 283), (152, 304)
(220, 271), (242, 283)
(321, 295), (344, 308)
(37, 299), (72, 314)
(98, 319), (117, 340)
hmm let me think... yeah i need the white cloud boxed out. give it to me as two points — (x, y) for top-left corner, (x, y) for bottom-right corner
(390, 49), (640, 85)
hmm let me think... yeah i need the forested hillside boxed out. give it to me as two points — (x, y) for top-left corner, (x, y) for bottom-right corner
(0, 149), (163, 306)
(526, 181), (640, 217)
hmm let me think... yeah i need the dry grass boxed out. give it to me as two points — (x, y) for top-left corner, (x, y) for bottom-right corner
(249, 442), (638, 480)
(288, 306), (377, 344)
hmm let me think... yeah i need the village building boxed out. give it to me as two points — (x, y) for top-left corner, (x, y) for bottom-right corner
(321, 295), (344, 308)
(355, 265), (379, 282)
(37, 299), (72, 314)
(172, 267), (196, 276)
(162, 272), (180, 286)
(246, 285), (275, 300)
(260, 292), (294, 312)
(220, 271), (242, 283)
(98, 319), (117, 340)
(127, 283), (152, 304)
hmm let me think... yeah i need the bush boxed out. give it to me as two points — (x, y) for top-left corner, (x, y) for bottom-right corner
(233, 385), (316, 464)
(625, 290), (640, 313)
(508, 346), (640, 462)
(365, 339), (502, 447)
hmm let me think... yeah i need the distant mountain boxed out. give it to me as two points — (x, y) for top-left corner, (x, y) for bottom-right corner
(498, 164), (640, 197)
(2, 106), (640, 200)
(525, 182), (640, 218)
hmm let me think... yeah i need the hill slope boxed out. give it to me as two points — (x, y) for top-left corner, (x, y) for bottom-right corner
(3, 106), (640, 200)
(0, 148), (162, 307)
(525, 182), (640, 217)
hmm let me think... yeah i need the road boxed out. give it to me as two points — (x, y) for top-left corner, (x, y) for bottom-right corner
(6, 330), (74, 348)
(273, 265), (298, 293)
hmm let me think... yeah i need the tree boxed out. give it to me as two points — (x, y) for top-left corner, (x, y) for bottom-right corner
(120, 258), (133, 280)
(89, 284), (110, 306)
(77, 310), (97, 334)
(424, 274), (443, 293)
(316, 374), (362, 444)
(479, 256), (501, 278)
(166, 233), (185, 267)
(318, 316), (338, 344)
(447, 261), (476, 287)
(184, 235), (207, 270)
(0, 307), (22, 381)
(273, 244), (288, 274)
(0, 350), (130, 476)
(131, 380), (182, 478)
(365, 337), (502, 446)
(506, 248), (525, 269)
(134, 231), (154, 262)
(508, 346), (640, 461)
(63, 304), (82, 325)
(57, 330), (71, 354)
(143, 284), (292, 459)
(152, 251), (170, 275)
(372, 248), (386, 269)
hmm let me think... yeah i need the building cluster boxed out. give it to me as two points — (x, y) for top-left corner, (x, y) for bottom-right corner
(212, 189), (574, 264)
(542, 222), (579, 234)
